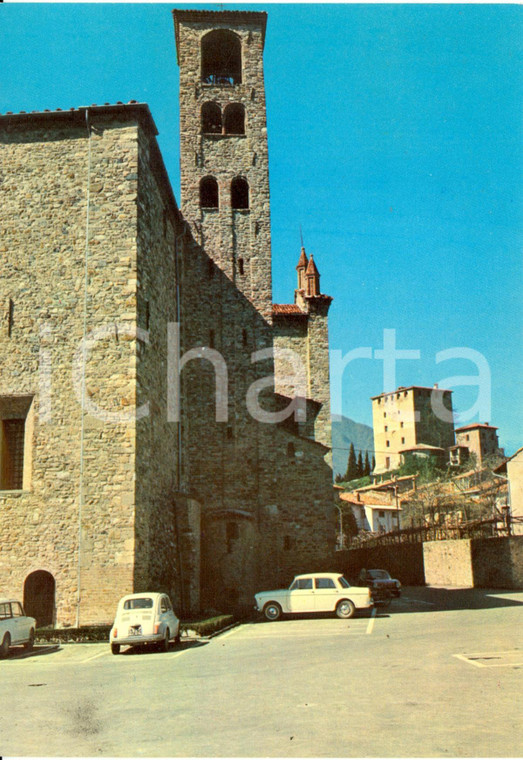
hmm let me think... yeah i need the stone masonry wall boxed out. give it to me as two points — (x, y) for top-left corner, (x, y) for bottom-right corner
(0, 114), (145, 626)
(423, 539), (474, 587)
(471, 536), (523, 589)
(135, 128), (182, 607)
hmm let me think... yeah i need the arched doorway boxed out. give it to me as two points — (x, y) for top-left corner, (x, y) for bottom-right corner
(24, 570), (55, 628)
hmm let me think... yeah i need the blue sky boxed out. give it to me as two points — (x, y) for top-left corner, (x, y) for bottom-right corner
(1, 3), (521, 454)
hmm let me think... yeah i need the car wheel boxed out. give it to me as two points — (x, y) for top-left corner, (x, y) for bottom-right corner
(111, 643), (120, 655)
(0, 633), (11, 658)
(160, 628), (170, 652)
(336, 600), (356, 619)
(263, 602), (282, 621)
(24, 629), (35, 651)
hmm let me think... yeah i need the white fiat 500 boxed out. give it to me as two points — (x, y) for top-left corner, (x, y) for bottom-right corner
(254, 572), (373, 620)
(110, 592), (180, 654)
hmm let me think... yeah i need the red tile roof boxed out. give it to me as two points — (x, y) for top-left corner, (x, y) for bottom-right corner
(340, 491), (398, 507)
(272, 304), (306, 316)
(455, 423), (498, 432)
(296, 247), (308, 270)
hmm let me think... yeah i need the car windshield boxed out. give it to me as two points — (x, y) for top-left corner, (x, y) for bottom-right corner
(338, 576), (351, 588)
(369, 570), (390, 580)
(123, 597), (154, 610)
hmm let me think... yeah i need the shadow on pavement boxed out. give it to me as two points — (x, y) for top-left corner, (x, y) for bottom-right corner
(6, 644), (61, 660)
(118, 638), (209, 655)
(393, 586), (523, 614)
(246, 609), (375, 625)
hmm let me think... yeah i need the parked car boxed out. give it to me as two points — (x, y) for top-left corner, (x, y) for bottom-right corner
(358, 569), (402, 603)
(109, 592), (180, 654)
(0, 599), (36, 657)
(254, 572), (374, 621)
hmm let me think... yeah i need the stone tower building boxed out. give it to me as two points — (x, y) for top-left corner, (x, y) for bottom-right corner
(0, 9), (334, 626)
(454, 423), (503, 467)
(371, 385), (455, 473)
(174, 9), (272, 321)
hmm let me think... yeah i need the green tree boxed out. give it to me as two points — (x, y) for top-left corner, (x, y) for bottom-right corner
(357, 451), (364, 478)
(372, 455), (376, 471)
(364, 451), (371, 477)
(344, 443), (359, 481)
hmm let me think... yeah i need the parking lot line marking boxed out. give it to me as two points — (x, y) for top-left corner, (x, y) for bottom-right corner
(366, 608), (377, 635)
(218, 625), (244, 641)
(226, 631), (365, 640)
(453, 653), (485, 668)
(453, 650), (523, 669)
(82, 650), (110, 663)
(169, 650), (187, 660)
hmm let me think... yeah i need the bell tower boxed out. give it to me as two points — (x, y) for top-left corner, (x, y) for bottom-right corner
(173, 10), (272, 320)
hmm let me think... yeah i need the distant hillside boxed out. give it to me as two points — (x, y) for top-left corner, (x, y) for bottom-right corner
(331, 416), (374, 478)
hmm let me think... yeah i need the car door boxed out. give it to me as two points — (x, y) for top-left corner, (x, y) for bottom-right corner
(10, 602), (28, 644)
(159, 595), (177, 636)
(313, 577), (340, 611)
(288, 578), (315, 612)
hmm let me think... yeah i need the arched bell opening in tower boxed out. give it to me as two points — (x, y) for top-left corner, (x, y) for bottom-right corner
(201, 30), (242, 86)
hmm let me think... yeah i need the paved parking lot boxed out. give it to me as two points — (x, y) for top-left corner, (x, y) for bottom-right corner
(0, 587), (521, 757)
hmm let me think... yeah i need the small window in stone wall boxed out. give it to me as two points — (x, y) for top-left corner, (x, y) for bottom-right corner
(283, 535), (294, 551)
(6, 298), (14, 338)
(209, 329), (215, 348)
(231, 177), (249, 210)
(0, 395), (33, 491)
(287, 442), (295, 458)
(238, 257), (244, 275)
(200, 176), (219, 209)
(1, 419), (25, 490)
(201, 101), (222, 133)
(242, 329), (248, 348)
(224, 103), (245, 135)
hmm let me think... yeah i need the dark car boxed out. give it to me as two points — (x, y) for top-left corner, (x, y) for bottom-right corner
(358, 569), (401, 604)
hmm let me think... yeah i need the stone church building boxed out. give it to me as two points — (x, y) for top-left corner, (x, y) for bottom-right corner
(0, 9), (334, 626)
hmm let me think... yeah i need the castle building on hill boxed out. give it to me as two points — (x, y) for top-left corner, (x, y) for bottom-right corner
(452, 423), (503, 467)
(371, 385), (455, 474)
(0, 9), (334, 627)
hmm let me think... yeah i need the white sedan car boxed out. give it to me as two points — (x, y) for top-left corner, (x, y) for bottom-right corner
(254, 572), (374, 621)
(0, 599), (36, 657)
(110, 592), (180, 654)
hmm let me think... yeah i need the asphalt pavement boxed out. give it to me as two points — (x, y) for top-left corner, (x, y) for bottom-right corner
(0, 587), (521, 757)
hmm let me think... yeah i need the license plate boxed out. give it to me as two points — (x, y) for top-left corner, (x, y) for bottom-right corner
(129, 626), (142, 636)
